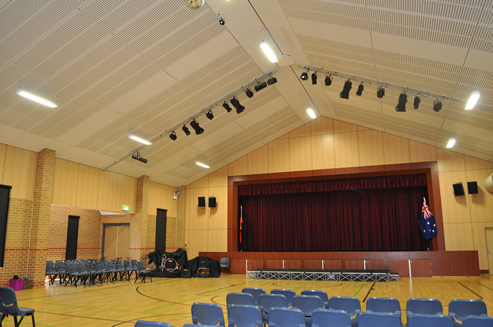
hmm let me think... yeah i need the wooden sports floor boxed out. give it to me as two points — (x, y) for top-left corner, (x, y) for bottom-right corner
(10, 274), (493, 327)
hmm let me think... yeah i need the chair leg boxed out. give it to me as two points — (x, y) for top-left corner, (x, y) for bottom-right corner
(31, 313), (35, 327)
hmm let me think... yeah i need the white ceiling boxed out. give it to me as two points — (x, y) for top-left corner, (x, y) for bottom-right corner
(0, 0), (492, 187)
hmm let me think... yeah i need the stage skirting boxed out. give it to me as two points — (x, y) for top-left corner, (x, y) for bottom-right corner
(199, 250), (479, 277)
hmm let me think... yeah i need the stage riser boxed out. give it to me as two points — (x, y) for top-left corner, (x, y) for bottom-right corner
(246, 270), (399, 282)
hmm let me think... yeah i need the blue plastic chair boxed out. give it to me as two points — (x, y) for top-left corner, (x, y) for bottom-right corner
(358, 312), (401, 327)
(366, 297), (402, 323)
(258, 294), (288, 324)
(268, 307), (306, 327)
(462, 316), (493, 327)
(241, 288), (266, 306)
(327, 296), (361, 327)
(292, 295), (324, 326)
(301, 290), (329, 308)
(191, 302), (225, 326)
(0, 286), (35, 327)
(311, 308), (351, 327)
(406, 298), (443, 318)
(407, 314), (454, 327)
(134, 321), (172, 326)
(449, 299), (487, 326)
(227, 304), (263, 327)
(271, 289), (297, 307)
(184, 325), (218, 327)
(227, 292), (255, 306)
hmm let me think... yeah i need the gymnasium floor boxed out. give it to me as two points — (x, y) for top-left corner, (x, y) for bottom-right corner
(10, 274), (493, 326)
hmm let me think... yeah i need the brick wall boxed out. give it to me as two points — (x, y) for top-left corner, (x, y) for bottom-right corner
(48, 206), (102, 260)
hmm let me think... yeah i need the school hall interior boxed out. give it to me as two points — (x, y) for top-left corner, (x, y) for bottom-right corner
(0, 0), (492, 326)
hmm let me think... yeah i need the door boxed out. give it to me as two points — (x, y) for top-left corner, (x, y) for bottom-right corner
(65, 216), (80, 260)
(155, 209), (167, 253)
(486, 228), (493, 275)
(103, 224), (129, 259)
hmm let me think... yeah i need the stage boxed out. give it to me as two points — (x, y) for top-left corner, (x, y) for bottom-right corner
(247, 268), (398, 282)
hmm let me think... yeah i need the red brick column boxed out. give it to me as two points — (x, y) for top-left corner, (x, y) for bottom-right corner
(132, 175), (151, 261)
(28, 148), (56, 286)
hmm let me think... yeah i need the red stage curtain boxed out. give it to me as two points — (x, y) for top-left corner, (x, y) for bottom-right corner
(239, 174), (427, 251)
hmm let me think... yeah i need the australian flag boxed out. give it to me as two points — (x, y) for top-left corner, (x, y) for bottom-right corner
(419, 198), (437, 240)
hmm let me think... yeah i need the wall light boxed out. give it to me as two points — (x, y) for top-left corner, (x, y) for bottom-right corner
(195, 161), (210, 168)
(465, 91), (480, 110)
(129, 134), (152, 145)
(260, 41), (278, 63)
(17, 89), (58, 108)
(306, 108), (317, 119)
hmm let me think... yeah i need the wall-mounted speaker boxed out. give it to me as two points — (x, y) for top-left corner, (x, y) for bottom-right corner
(209, 196), (216, 208)
(198, 196), (205, 207)
(467, 181), (478, 194)
(453, 183), (465, 196)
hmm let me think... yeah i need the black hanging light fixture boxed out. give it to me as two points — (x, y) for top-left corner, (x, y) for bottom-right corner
(433, 99), (442, 112)
(182, 125), (191, 135)
(325, 75), (332, 86)
(223, 102), (232, 113)
(311, 72), (317, 85)
(190, 119), (204, 135)
(230, 97), (245, 114)
(300, 70), (309, 81)
(339, 80), (352, 99)
(169, 131), (177, 141)
(377, 86), (385, 98)
(245, 88), (254, 98)
(206, 110), (214, 120)
(414, 96), (421, 109)
(356, 83), (364, 96)
(395, 93), (408, 112)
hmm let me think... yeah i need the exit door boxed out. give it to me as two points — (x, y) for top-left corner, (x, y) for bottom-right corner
(103, 224), (129, 260)
(486, 228), (493, 275)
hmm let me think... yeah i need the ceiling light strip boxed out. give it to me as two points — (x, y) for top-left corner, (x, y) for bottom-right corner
(17, 89), (57, 108)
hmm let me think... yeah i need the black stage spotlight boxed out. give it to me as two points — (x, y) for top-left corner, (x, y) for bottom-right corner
(356, 83), (364, 96)
(339, 80), (352, 99)
(190, 119), (204, 135)
(311, 72), (317, 85)
(230, 97), (245, 114)
(433, 99), (442, 112)
(300, 71), (308, 80)
(325, 75), (332, 86)
(223, 102), (232, 113)
(132, 152), (148, 164)
(182, 125), (191, 135)
(377, 86), (385, 98)
(267, 76), (277, 85)
(254, 82), (267, 91)
(395, 93), (408, 112)
(206, 110), (214, 120)
(413, 96), (421, 109)
(245, 88), (254, 98)
(169, 131), (177, 141)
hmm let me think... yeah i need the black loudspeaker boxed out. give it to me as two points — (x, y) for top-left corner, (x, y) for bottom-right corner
(467, 181), (478, 194)
(453, 183), (465, 196)
(180, 268), (191, 278)
(198, 197), (205, 207)
(209, 196), (216, 208)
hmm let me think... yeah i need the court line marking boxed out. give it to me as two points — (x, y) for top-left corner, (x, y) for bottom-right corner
(459, 282), (483, 299)
(353, 283), (366, 297)
(362, 281), (376, 302)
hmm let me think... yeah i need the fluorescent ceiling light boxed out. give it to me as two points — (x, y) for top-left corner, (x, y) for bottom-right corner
(306, 108), (317, 119)
(195, 161), (210, 168)
(465, 91), (480, 110)
(260, 41), (278, 63)
(17, 90), (57, 108)
(446, 138), (456, 148)
(129, 134), (152, 145)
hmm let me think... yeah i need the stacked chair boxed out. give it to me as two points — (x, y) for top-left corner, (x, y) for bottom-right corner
(0, 286), (35, 327)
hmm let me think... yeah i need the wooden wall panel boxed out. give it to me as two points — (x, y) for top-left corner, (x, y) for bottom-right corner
(118, 174), (137, 214)
(334, 120), (358, 133)
(366, 260), (386, 270)
(449, 251), (480, 276)
(431, 251), (451, 276)
(207, 229), (227, 252)
(388, 260), (410, 277)
(324, 260), (343, 269)
(334, 132), (359, 168)
(345, 259), (364, 269)
(311, 135), (335, 170)
(247, 259), (264, 270)
(190, 175), (208, 189)
(0, 144), (6, 183)
(284, 260), (302, 269)
(466, 169), (493, 223)
(52, 159), (79, 207)
(269, 139), (290, 173)
(97, 171), (136, 213)
(437, 148), (466, 172)
(464, 155), (493, 170)
(209, 166), (228, 188)
(148, 182), (177, 217)
(76, 164), (100, 210)
(472, 223), (493, 270)
(208, 186), (227, 230)
(289, 123), (311, 138)
(409, 140), (437, 162)
(383, 134), (411, 164)
(438, 171), (470, 223)
(248, 145), (269, 175)
(228, 156), (248, 176)
(411, 259), (432, 277)
(358, 130), (385, 166)
(186, 230), (208, 259)
(290, 137), (313, 171)
(187, 188), (209, 230)
(311, 117), (334, 135)
(444, 223), (474, 250)
(3, 146), (37, 200)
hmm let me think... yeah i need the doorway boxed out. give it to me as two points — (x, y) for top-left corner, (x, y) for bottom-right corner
(486, 228), (493, 275)
(102, 224), (130, 260)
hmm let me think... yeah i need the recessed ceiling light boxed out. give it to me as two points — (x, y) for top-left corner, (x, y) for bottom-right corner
(465, 91), (480, 110)
(129, 134), (152, 145)
(306, 108), (317, 119)
(260, 41), (278, 63)
(195, 161), (210, 168)
(17, 89), (57, 108)
(446, 138), (456, 148)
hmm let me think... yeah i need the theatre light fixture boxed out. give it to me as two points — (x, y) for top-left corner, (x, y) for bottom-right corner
(267, 76), (277, 85)
(377, 86), (385, 98)
(414, 96), (421, 109)
(190, 119), (204, 135)
(260, 41), (278, 63)
(465, 91), (480, 110)
(339, 80), (352, 99)
(222, 102), (232, 113)
(182, 125), (191, 135)
(311, 72), (317, 85)
(169, 131), (177, 141)
(129, 134), (152, 145)
(245, 88), (254, 98)
(195, 161), (210, 168)
(132, 152), (148, 164)
(356, 83), (364, 96)
(206, 110), (214, 120)
(325, 75), (332, 86)
(230, 97), (245, 114)
(255, 82), (267, 91)
(17, 89), (57, 108)
(300, 71), (309, 81)
(433, 99), (442, 112)
(395, 93), (408, 112)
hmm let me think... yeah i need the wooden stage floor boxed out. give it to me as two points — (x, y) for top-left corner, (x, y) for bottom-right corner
(10, 274), (493, 327)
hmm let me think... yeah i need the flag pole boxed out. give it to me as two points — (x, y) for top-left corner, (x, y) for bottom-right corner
(240, 205), (243, 252)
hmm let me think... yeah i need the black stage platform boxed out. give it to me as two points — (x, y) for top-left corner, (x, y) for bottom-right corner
(247, 268), (398, 282)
